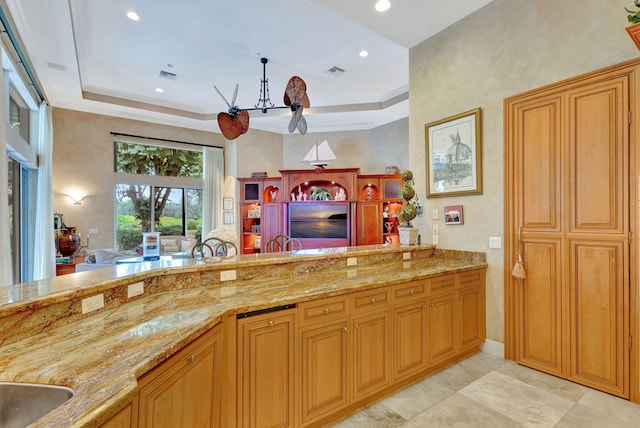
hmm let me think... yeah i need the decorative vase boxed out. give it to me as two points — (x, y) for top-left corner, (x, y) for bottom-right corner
(58, 226), (81, 256)
(626, 22), (640, 50)
(398, 227), (419, 245)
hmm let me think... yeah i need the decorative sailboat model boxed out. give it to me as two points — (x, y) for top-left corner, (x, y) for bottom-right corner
(302, 140), (337, 169)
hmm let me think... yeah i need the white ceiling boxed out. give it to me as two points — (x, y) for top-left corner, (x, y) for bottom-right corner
(3, 0), (493, 135)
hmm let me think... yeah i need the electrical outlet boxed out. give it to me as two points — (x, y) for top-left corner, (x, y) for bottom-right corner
(489, 236), (502, 249)
(347, 257), (357, 266)
(432, 235), (439, 245)
(432, 224), (439, 234)
(81, 294), (104, 314)
(403, 252), (411, 260)
(88, 228), (99, 234)
(220, 270), (237, 281)
(432, 209), (439, 220)
(127, 281), (144, 298)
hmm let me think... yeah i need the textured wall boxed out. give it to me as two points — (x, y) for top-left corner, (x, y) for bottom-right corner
(409, 0), (638, 345)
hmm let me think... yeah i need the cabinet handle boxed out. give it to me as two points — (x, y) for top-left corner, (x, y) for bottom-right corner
(343, 326), (348, 332)
(423, 305), (427, 310)
(354, 323), (359, 329)
(410, 289), (415, 295)
(431, 304), (434, 309)
(187, 355), (196, 363)
(371, 297), (376, 303)
(269, 320), (274, 327)
(325, 308), (330, 314)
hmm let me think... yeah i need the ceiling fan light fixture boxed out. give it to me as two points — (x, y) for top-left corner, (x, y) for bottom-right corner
(359, 50), (369, 57)
(126, 11), (140, 21)
(375, 0), (391, 12)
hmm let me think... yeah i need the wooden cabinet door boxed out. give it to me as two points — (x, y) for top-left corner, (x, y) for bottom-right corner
(299, 319), (349, 426)
(428, 292), (457, 366)
(261, 203), (284, 251)
(238, 310), (296, 428)
(351, 310), (390, 400)
(356, 201), (382, 245)
(392, 300), (428, 380)
(458, 285), (484, 353)
(138, 328), (221, 428)
(507, 72), (630, 398)
(100, 401), (136, 428)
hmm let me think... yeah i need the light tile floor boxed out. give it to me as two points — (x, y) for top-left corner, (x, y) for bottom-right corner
(328, 352), (640, 427)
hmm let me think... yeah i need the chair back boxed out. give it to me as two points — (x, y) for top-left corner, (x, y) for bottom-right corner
(192, 238), (238, 258)
(264, 235), (302, 252)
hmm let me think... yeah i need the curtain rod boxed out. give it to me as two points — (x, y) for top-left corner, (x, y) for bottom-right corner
(110, 132), (223, 149)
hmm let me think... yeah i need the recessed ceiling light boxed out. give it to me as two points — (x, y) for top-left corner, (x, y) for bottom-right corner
(127, 11), (140, 21)
(359, 50), (369, 58)
(375, 0), (391, 12)
(155, 88), (164, 93)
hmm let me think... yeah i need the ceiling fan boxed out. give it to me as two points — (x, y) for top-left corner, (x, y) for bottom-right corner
(214, 58), (310, 140)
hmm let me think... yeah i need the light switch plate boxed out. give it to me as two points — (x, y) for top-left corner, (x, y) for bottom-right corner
(432, 224), (439, 234)
(489, 236), (502, 249)
(432, 235), (439, 245)
(432, 208), (439, 220)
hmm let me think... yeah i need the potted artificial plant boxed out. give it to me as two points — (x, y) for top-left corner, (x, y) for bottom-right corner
(397, 170), (422, 245)
(626, 2), (640, 50)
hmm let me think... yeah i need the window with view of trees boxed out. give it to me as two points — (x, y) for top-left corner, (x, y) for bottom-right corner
(114, 142), (204, 251)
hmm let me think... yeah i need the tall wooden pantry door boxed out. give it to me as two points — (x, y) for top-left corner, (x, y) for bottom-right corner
(506, 65), (633, 398)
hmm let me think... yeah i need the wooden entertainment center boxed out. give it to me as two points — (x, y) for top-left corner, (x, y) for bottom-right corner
(238, 169), (403, 254)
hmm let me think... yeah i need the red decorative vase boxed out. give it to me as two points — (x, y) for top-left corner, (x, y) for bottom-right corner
(58, 226), (81, 256)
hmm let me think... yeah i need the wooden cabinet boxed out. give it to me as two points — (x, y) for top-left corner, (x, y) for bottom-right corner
(392, 281), (428, 380)
(99, 401), (136, 428)
(505, 67), (631, 398)
(55, 255), (85, 276)
(351, 310), (391, 400)
(239, 177), (283, 254)
(356, 201), (382, 245)
(137, 326), (221, 428)
(260, 203), (284, 251)
(237, 308), (296, 428)
(427, 291), (457, 366)
(458, 271), (486, 353)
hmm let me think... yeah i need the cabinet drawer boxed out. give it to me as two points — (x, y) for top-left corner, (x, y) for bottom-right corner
(299, 295), (349, 326)
(429, 275), (457, 293)
(393, 281), (427, 303)
(351, 287), (391, 314)
(459, 270), (483, 287)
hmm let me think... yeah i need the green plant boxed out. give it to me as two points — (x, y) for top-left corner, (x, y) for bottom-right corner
(627, 1), (640, 24)
(398, 170), (423, 227)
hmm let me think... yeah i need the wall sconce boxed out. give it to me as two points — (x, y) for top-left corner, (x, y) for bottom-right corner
(66, 192), (87, 205)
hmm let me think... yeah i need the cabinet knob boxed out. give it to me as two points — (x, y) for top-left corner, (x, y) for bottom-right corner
(410, 289), (415, 295)
(187, 355), (196, 363)
(354, 323), (360, 329)
(371, 297), (376, 303)
(431, 304), (434, 309)
(269, 320), (274, 327)
(325, 308), (330, 314)
(343, 327), (348, 332)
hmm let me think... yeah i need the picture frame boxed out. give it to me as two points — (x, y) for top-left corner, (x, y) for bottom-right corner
(255, 207), (261, 218)
(444, 205), (464, 225)
(223, 197), (234, 210)
(425, 108), (482, 198)
(223, 211), (234, 224)
(254, 236), (261, 249)
(247, 209), (255, 218)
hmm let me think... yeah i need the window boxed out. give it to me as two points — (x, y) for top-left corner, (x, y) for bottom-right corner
(114, 141), (204, 251)
(9, 87), (30, 143)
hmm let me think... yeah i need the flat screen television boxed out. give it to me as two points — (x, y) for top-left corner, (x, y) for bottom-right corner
(288, 202), (350, 248)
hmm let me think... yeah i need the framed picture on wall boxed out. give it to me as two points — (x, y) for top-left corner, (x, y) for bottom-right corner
(426, 108), (482, 198)
(444, 205), (464, 225)
(223, 197), (234, 210)
(223, 211), (234, 224)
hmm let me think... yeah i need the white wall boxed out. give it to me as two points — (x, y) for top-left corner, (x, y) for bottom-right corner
(409, 0), (638, 343)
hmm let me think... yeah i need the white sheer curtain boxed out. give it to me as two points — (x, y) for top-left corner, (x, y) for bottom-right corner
(32, 102), (55, 280)
(202, 147), (224, 237)
(0, 53), (12, 285)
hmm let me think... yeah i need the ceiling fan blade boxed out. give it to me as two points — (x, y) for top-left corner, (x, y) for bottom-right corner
(297, 114), (307, 135)
(288, 105), (303, 134)
(300, 93), (310, 109)
(238, 110), (250, 133)
(213, 86), (233, 110)
(285, 76), (306, 106)
(218, 112), (243, 140)
(231, 83), (238, 107)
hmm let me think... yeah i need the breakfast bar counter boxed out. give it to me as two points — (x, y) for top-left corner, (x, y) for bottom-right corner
(0, 245), (486, 427)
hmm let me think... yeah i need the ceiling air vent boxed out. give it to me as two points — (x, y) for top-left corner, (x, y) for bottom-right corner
(159, 70), (177, 80)
(326, 66), (345, 76)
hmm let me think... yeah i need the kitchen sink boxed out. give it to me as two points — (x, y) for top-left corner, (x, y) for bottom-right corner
(0, 382), (74, 428)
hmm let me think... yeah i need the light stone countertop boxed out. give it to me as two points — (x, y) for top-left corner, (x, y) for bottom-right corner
(0, 244), (486, 427)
